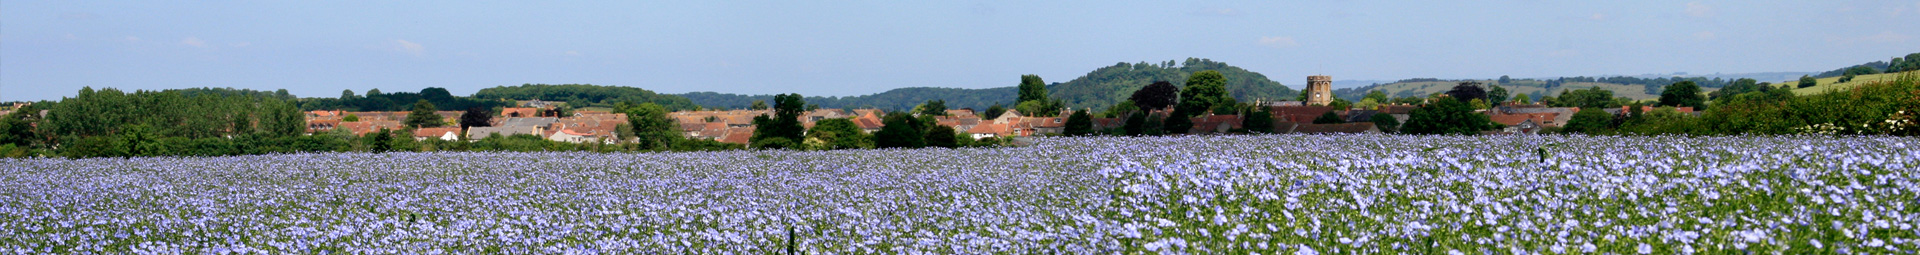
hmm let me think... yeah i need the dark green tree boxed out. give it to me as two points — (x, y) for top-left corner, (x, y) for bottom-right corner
(626, 103), (679, 150)
(1312, 111), (1345, 124)
(405, 99), (443, 128)
(1487, 85), (1510, 105)
(1242, 109), (1274, 133)
(1161, 108), (1193, 134)
(983, 103), (1008, 119)
(750, 94), (807, 147)
(874, 112), (925, 148)
(1363, 90), (1390, 103)
(1658, 81), (1705, 109)
(923, 125), (958, 148)
(1798, 75), (1818, 88)
(1063, 109), (1094, 136)
(1124, 111), (1149, 136)
(1498, 75), (1511, 84)
(750, 100), (769, 110)
(1369, 113), (1401, 133)
(1017, 74), (1048, 104)
(1563, 108), (1615, 134)
(1400, 97), (1493, 135)
(1176, 71), (1229, 118)
(915, 99), (948, 116)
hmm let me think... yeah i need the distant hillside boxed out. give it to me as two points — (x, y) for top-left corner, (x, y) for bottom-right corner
(472, 84), (699, 111)
(1786, 70), (1917, 95)
(1047, 58), (1293, 110)
(680, 58), (1294, 112)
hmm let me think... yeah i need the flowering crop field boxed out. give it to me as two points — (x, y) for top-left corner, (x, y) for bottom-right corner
(2, 135), (1916, 254)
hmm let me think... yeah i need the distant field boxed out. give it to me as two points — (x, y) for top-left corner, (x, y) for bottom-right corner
(1783, 71), (1916, 95)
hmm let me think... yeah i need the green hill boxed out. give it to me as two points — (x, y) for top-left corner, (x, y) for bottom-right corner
(680, 58), (1294, 111)
(1785, 70), (1917, 95)
(1046, 58), (1294, 110)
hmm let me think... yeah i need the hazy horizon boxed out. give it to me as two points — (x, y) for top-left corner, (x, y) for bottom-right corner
(4, 1), (1917, 101)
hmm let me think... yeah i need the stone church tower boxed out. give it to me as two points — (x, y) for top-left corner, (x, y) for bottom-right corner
(1306, 75), (1333, 106)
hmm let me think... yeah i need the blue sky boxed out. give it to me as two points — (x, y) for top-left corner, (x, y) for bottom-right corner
(4, 1), (1917, 101)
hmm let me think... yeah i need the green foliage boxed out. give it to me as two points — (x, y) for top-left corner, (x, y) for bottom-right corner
(1617, 107), (1709, 135)
(1798, 75), (1818, 88)
(1363, 90), (1390, 103)
(874, 112), (925, 148)
(1552, 87), (1619, 108)
(43, 87), (305, 142)
(1487, 85), (1510, 105)
(1327, 98), (1352, 111)
(342, 114), (360, 122)
(302, 87), (508, 112)
(983, 103), (1008, 119)
(750, 100), (768, 110)
(1018, 74), (1049, 104)
(1161, 108), (1192, 135)
(1049, 58), (1294, 111)
(471, 83), (697, 111)
(1123, 111), (1149, 136)
(805, 118), (872, 150)
(1709, 78), (1765, 100)
(1063, 109), (1094, 136)
(750, 94), (807, 146)
(923, 125), (958, 148)
(1401, 98), (1493, 135)
(750, 137), (796, 150)
(1658, 81), (1706, 109)
(1015, 99), (1064, 117)
(625, 103), (679, 151)
(405, 100), (444, 128)
(1175, 71), (1230, 117)
(913, 100), (948, 116)
(1369, 113), (1401, 134)
(1312, 111), (1345, 124)
(1242, 109), (1274, 134)
(1101, 100), (1138, 118)
(1563, 108), (1616, 134)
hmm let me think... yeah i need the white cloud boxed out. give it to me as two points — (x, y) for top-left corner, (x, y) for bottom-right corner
(1693, 31), (1717, 40)
(1258, 36), (1298, 48)
(180, 37), (206, 47)
(394, 39), (424, 56)
(1685, 2), (1713, 17)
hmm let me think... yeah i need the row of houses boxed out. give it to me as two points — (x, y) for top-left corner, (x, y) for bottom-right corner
(304, 108), (627, 143)
(661, 105), (1396, 145)
(1484, 104), (1695, 134)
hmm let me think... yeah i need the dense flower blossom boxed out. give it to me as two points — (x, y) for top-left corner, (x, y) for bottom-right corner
(0, 134), (1914, 253)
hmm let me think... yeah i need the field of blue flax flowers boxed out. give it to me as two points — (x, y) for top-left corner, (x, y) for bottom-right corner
(1, 134), (1915, 254)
